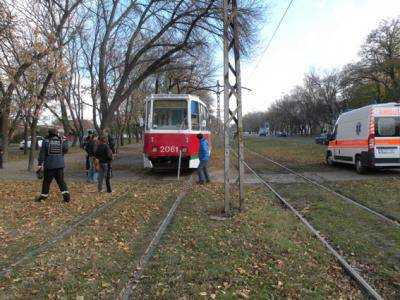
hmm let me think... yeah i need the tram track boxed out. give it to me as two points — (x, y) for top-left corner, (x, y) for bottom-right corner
(245, 147), (400, 228)
(120, 174), (193, 299)
(239, 156), (384, 300)
(0, 173), (192, 281)
(0, 187), (132, 278)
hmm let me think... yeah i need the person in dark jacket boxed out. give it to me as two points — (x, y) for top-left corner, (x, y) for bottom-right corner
(0, 145), (3, 169)
(196, 133), (210, 184)
(107, 133), (116, 154)
(94, 135), (113, 193)
(83, 135), (91, 176)
(85, 133), (98, 183)
(35, 128), (70, 202)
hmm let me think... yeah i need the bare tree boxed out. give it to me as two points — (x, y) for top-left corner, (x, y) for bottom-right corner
(78, 0), (264, 133)
(0, 0), (83, 161)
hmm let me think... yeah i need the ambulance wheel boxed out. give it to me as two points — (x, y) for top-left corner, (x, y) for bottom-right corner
(326, 152), (335, 166)
(355, 156), (366, 174)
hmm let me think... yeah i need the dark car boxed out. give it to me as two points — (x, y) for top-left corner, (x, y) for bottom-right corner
(315, 133), (329, 145)
(276, 132), (287, 137)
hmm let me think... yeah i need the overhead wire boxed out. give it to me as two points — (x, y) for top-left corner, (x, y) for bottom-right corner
(250, 0), (296, 76)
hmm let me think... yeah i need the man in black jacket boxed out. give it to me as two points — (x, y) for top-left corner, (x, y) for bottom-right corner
(0, 145), (3, 169)
(35, 128), (70, 202)
(94, 135), (113, 193)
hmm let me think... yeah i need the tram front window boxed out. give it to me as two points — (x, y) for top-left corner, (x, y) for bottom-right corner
(152, 100), (188, 130)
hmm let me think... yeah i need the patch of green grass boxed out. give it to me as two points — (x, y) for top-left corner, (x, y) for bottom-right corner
(133, 184), (360, 298)
(327, 178), (400, 221)
(274, 182), (400, 297)
(245, 136), (327, 171)
(0, 182), (183, 298)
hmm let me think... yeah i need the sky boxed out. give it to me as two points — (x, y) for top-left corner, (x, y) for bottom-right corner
(238, 0), (400, 114)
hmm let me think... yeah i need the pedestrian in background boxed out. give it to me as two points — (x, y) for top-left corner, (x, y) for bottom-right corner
(35, 128), (70, 202)
(85, 133), (98, 183)
(107, 132), (116, 155)
(0, 145), (3, 169)
(196, 133), (210, 184)
(83, 135), (91, 176)
(95, 135), (113, 193)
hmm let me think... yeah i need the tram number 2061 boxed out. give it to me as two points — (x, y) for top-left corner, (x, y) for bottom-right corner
(160, 145), (179, 153)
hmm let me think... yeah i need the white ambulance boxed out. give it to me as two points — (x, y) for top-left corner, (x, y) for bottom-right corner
(326, 102), (400, 174)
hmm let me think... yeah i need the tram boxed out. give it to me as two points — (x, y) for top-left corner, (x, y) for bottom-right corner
(143, 94), (211, 170)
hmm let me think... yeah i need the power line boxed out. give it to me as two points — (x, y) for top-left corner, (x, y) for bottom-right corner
(251, 0), (296, 74)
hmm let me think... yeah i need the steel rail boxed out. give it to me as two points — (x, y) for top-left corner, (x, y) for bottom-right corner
(120, 175), (193, 299)
(241, 158), (383, 300)
(247, 148), (400, 228)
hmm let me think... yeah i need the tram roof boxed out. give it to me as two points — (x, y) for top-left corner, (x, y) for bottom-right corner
(146, 94), (207, 107)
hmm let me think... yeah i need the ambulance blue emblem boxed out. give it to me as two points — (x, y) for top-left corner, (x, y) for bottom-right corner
(356, 122), (362, 135)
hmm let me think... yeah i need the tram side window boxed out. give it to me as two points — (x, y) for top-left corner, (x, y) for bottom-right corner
(146, 101), (151, 130)
(199, 104), (210, 130)
(191, 101), (200, 131)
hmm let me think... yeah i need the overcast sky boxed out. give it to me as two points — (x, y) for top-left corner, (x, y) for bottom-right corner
(238, 0), (400, 114)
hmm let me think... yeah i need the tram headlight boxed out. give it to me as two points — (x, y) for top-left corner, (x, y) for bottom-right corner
(181, 147), (188, 153)
(152, 146), (158, 153)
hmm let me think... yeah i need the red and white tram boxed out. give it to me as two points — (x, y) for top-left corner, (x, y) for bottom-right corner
(143, 94), (211, 169)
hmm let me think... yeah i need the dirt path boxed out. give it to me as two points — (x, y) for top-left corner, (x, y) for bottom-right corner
(0, 143), (145, 182)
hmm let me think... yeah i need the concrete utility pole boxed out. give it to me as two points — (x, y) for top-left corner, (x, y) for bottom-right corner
(216, 81), (221, 136)
(223, 0), (245, 215)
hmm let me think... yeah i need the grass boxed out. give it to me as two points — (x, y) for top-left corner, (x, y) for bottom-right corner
(327, 178), (400, 222)
(245, 136), (328, 171)
(133, 184), (361, 299)
(0, 181), (130, 270)
(273, 182), (400, 297)
(0, 181), (184, 298)
(243, 135), (400, 297)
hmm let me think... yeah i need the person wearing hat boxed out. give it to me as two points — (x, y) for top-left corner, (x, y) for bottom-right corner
(35, 128), (70, 202)
(196, 133), (211, 184)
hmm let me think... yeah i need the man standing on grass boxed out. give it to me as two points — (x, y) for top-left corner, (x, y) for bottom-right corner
(196, 133), (210, 184)
(35, 128), (70, 203)
(95, 135), (113, 193)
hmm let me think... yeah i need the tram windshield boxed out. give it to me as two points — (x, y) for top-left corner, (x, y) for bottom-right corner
(152, 99), (188, 130)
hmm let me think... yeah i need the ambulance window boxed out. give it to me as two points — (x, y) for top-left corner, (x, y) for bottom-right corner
(332, 124), (338, 139)
(375, 117), (400, 137)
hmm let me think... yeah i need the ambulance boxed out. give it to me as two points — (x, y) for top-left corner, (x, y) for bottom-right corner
(326, 102), (400, 174)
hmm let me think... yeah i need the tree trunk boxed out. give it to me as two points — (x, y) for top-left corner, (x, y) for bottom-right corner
(120, 131), (124, 146)
(127, 125), (132, 144)
(27, 120), (38, 171)
(1, 101), (11, 162)
(23, 120), (28, 155)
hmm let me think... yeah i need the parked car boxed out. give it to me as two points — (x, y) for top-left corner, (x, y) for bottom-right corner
(315, 133), (329, 145)
(326, 102), (400, 174)
(276, 132), (287, 137)
(19, 136), (43, 150)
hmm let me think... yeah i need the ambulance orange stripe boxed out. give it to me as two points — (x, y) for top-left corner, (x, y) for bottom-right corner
(375, 138), (400, 146)
(329, 138), (400, 148)
(329, 139), (368, 149)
